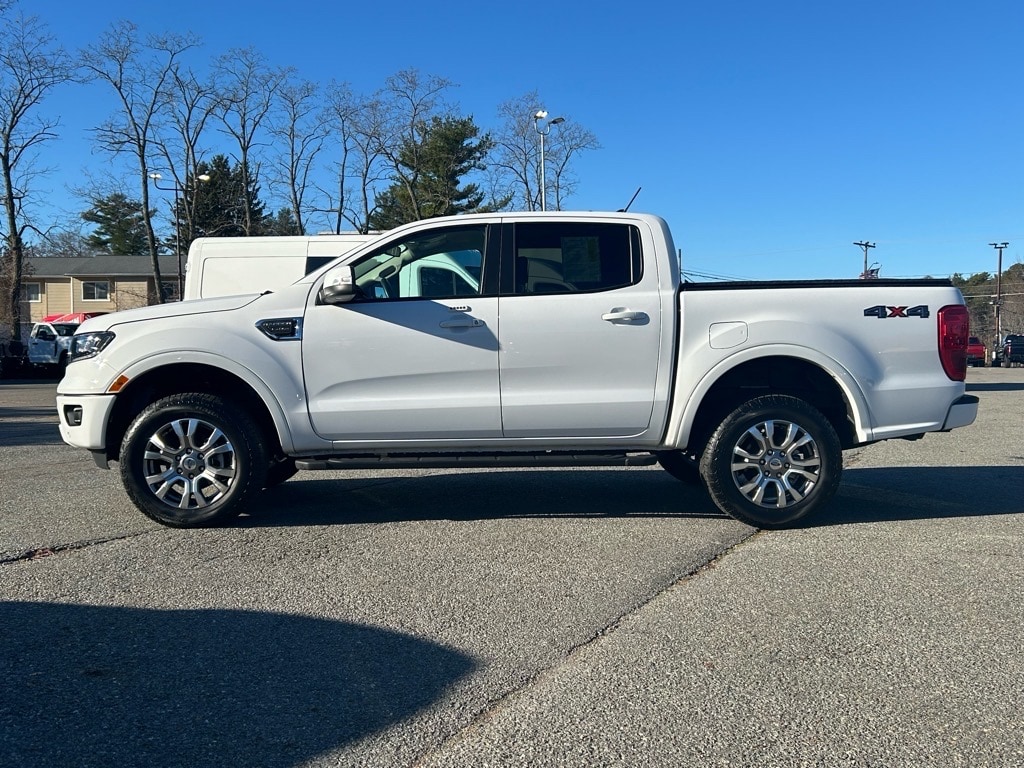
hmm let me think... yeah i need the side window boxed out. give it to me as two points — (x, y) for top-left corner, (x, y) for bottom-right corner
(352, 226), (486, 301)
(511, 222), (642, 296)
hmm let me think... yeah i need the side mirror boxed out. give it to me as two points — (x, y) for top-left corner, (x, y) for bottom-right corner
(319, 265), (357, 305)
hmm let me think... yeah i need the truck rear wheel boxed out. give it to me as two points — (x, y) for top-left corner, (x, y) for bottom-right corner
(699, 395), (841, 529)
(119, 393), (267, 528)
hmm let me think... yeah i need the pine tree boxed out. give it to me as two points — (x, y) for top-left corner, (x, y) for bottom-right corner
(82, 194), (152, 255)
(369, 116), (495, 230)
(185, 155), (271, 242)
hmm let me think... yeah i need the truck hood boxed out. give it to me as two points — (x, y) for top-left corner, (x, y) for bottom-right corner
(77, 294), (263, 332)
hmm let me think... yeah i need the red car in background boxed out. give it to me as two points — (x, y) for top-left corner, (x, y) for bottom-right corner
(966, 336), (987, 367)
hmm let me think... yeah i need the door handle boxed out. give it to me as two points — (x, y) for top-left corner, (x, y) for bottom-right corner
(439, 318), (484, 329)
(601, 308), (648, 323)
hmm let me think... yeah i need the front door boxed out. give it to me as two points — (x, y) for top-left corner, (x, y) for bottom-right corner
(302, 222), (502, 443)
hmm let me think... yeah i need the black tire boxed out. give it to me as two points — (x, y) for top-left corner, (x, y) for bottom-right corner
(699, 395), (842, 529)
(656, 450), (702, 484)
(264, 457), (298, 488)
(119, 393), (268, 528)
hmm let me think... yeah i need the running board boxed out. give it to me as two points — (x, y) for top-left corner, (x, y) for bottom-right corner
(294, 451), (659, 471)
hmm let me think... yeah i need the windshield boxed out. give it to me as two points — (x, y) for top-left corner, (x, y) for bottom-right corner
(53, 324), (78, 336)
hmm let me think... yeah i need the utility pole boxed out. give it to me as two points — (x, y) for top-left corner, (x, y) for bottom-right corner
(854, 241), (876, 279)
(990, 241), (1008, 348)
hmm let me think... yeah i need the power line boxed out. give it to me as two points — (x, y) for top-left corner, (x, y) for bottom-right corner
(960, 291), (1024, 298)
(681, 269), (758, 282)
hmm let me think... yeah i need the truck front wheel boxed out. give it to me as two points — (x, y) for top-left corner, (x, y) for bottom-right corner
(699, 395), (841, 529)
(119, 393), (268, 528)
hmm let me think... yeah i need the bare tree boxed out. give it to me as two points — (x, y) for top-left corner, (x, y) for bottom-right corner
(319, 83), (390, 233)
(268, 77), (325, 234)
(81, 21), (200, 302)
(546, 118), (600, 210)
(0, 7), (71, 339)
(489, 91), (599, 211)
(490, 93), (539, 210)
(375, 69), (454, 222)
(32, 221), (97, 258)
(154, 65), (218, 248)
(318, 82), (357, 233)
(212, 47), (289, 234)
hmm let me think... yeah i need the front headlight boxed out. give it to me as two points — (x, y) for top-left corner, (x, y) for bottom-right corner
(69, 331), (116, 362)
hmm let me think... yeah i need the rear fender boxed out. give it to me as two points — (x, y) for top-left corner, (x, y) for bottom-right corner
(663, 343), (871, 450)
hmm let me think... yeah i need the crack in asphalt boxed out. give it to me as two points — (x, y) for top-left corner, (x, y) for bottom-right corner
(411, 527), (763, 767)
(0, 531), (151, 565)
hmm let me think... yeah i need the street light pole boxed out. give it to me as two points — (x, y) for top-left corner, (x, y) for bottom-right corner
(149, 171), (210, 298)
(990, 241), (1008, 348)
(533, 110), (564, 211)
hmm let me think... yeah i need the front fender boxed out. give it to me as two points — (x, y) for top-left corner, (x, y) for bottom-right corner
(60, 323), (326, 455)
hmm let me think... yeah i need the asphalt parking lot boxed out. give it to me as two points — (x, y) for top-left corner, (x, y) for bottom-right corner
(1, 369), (1022, 767)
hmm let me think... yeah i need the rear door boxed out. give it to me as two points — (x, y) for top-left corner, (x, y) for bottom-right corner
(496, 219), (669, 439)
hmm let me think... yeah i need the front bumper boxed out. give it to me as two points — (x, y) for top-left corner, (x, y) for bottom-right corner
(56, 393), (117, 451)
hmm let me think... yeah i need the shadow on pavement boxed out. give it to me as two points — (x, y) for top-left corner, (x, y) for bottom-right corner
(0, 602), (475, 768)
(241, 469), (728, 528)
(239, 465), (1024, 529)
(0, 406), (62, 447)
(818, 465), (1024, 526)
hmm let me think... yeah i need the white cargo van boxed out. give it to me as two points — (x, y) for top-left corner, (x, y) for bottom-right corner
(182, 233), (378, 300)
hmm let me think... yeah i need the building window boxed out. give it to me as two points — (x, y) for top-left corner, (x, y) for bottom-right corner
(160, 281), (179, 301)
(20, 282), (41, 302)
(82, 280), (110, 301)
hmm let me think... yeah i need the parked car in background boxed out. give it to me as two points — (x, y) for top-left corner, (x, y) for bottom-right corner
(27, 313), (107, 374)
(966, 336), (987, 367)
(0, 338), (27, 378)
(999, 334), (1024, 367)
(183, 233), (378, 300)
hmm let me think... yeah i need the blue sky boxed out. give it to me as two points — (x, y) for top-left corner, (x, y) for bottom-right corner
(21, 0), (1024, 280)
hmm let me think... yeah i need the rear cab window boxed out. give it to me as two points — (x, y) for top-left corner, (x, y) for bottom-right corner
(506, 222), (643, 296)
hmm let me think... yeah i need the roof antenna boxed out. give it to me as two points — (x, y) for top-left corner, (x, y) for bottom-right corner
(618, 186), (641, 212)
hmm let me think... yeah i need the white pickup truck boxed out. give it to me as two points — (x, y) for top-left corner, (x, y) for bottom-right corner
(27, 314), (106, 371)
(27, 321), (78, 370)
(56, 212), (978, 529)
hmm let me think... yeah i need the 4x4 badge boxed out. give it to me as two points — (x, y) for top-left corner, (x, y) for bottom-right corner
(863, 304), (930, 319)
